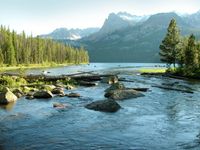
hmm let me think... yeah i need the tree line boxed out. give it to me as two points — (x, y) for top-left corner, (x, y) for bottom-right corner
(0, 25), (89, 66)
(159, 19), (200, 77)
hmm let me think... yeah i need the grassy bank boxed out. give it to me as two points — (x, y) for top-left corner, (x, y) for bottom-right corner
(0, 62), (88, 72)
(139, 68), (166, 73)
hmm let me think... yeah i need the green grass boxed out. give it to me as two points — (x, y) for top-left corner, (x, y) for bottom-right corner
(139, 68), (166, 73)
(0, 62), (88, 72)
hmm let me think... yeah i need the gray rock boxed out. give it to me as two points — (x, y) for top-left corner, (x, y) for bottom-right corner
(55, 83), (65, 88)
(102, 75), (118, 84)
(105, 82), (125, 92)
(65, 84), (75, 90)
(42, 85), (56, 91)
(33, 90), (53, 99)
(51, 87), (64, 95)
(0, 87), (18, 104)
(53, 103), (66, 108)
(66, 92), (80, 98)
(13, 89), (24, 98)
(105, 89), (144, 100)
(79, 81), (98, 87)
(26, 95), (34, 100)
(26, 91), (35, 97)
(85, 99), (121, 112)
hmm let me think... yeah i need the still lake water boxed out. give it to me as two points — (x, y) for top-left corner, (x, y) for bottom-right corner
(1, 63), (200, 150)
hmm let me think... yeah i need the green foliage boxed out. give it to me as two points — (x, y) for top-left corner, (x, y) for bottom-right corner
(0, 76), (27, 89)
(160, 19), (200, 78)
(159, 19), (180, 68)
(0, 48), (4, 66)
(184, 34), (199, 71)
(0, 25), (89, 66)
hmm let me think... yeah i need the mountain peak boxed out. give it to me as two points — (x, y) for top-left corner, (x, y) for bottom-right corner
(41, 27), (99, 40)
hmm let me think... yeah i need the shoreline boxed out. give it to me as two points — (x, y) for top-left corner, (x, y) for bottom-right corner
(0, 63), (88, 72)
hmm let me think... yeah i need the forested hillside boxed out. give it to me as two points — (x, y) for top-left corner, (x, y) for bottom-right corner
(0, 25), (89, 66)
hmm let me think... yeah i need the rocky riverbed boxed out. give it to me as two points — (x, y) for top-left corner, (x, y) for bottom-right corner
(1, 63), (200, 150)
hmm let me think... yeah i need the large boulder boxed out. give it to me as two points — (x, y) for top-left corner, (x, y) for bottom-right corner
(85, 99), (121, 112)
(102, 75), (118, 84)
(105, 82), (125, 92)
(0, 87), (18, 104)
(33, 90), (53, 99)
(105, 89), (144, 100)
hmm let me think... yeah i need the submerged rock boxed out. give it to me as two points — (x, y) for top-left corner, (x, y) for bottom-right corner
(53, 103), (67, 109)
(66, 92), (80, 98)
(79, 81), (98, 87)
(105, 89), (144, 100)
(85, 99), (121, 112)
(0, 87), (18, 104)
(33, 90), (53, 99)
(25, 95), (34, 100)
(59, 94), (65, 97)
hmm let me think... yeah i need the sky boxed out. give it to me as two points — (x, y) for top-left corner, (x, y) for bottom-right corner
(0, 0), (200, 36)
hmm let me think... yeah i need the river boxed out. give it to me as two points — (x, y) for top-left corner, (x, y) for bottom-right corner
(1, 63), (200, 150)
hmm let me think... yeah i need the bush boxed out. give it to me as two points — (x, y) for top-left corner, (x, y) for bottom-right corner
(0, 76), (27, 90)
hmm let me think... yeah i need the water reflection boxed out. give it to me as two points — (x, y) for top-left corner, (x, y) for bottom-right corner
(0, 102), (16, 111)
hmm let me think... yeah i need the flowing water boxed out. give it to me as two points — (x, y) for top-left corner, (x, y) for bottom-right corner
(1, 63), (200, 150)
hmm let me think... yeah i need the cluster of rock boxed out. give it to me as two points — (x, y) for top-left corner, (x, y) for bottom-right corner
(0, 75), (147, 114)
(85, 76), (146, 113)
(0, 83), (80, 105)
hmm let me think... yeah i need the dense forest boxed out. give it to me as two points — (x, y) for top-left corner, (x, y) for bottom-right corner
(160, 19), (200, 77)
(0, 25), (89, 66)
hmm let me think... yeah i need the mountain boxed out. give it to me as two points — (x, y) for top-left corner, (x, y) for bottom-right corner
(184, 11), (200, 28)
(41, 11), (200, 62)
(85, 12), (148, 41)
(79, 11), (200, 62)
(40, 27), (99, 40)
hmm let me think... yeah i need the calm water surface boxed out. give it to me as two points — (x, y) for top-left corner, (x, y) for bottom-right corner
(1, 63), (200, 150)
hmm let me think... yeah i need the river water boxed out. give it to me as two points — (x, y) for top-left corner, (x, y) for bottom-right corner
(1, 63), (200, 150)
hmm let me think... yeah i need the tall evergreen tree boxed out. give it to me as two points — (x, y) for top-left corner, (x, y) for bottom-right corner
(0, 48), (4, 65)
(184, 34), (198, 71)
(159, 19), (180, 68)
(176, 37), (188, 68)
(6, 34), (16, 65)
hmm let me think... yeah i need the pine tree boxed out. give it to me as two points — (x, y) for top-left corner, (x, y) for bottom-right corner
(184, 34), (198, 72)
(7, 34), (16, 65)
(0, 48), (4, 66)
(159, 19), (180, 68)
(176, 37), (188, 68)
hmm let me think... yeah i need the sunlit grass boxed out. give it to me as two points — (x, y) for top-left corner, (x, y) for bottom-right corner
(0, 62), (87, 72)
(139, 68), (166, 73)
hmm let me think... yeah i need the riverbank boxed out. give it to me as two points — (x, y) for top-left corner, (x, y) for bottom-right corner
(0, 62), (88, 72)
